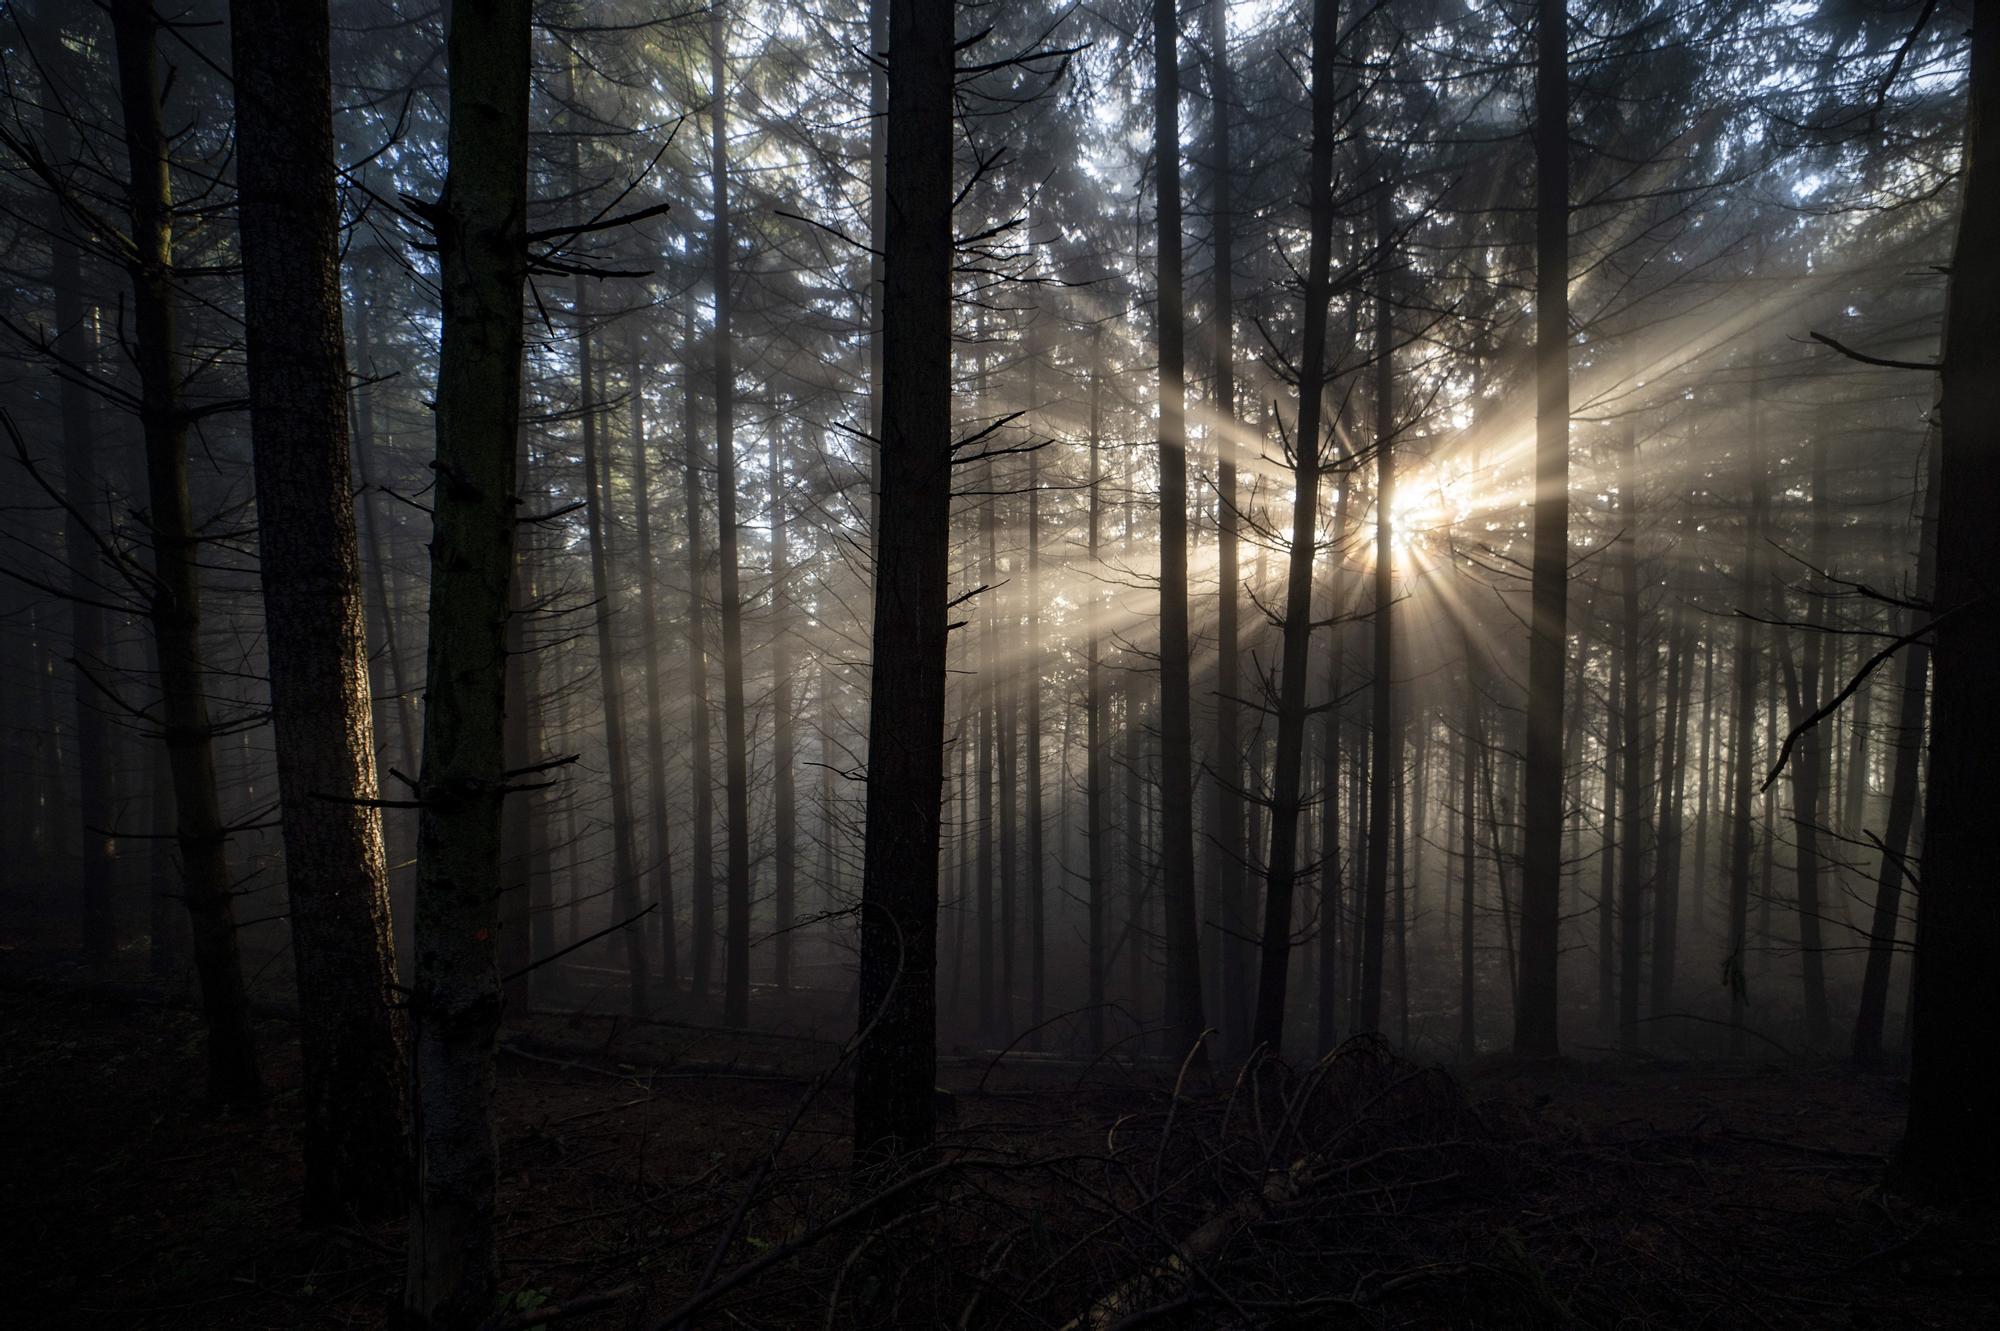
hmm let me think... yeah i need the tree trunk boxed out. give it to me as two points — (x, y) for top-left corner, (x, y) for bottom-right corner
(1250, 0), (1338, 1055)
(1206, 0), (1248, 1057)
(1360, 179), (1396, 1040)
(682, 311), (718, 1001)
(401, 3), (531, 1321)
(1786, 434), (1832, 1047)
(631, 337), (678, 994)
(1691, 631), (1716, 939)
(1024, 322), (1047, 1043)
(1901, 0), (2000, 1191)
(1853, 435), (1936, 1061)
(1153, 0), (1208, 1056)
(1616, 420), (1646, 1049)
(1086, 325), (1108, 1054)
(771, 438), (797, 993)
(852, 0), (954, 1166)
(574, 275), (649, 1018)
(710, 5), (754, 1029)
(1725, 359), (1768, 1057)
(231, 0), (408, 1219)
(1516, 0), (1570, 1057)
(110, 0), (261, 1109)
(42, 54), (117, 965)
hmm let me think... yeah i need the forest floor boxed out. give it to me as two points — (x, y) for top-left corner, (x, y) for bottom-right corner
(6, 939), (1998, 1329)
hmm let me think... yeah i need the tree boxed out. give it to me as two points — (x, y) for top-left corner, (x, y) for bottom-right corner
(1514, 0), (1569, 1058)
(1901, 0), (2000, 1194)
(1152, 0), (1209, 1060)
(711, 1), (755, 1029)
(109, 0), (262, 1109)
(402, 1), (531, 1321)
(853, 0), (954, 1167)
(1251, 0), (1338, 1053)
(229, 0), (407, 1221)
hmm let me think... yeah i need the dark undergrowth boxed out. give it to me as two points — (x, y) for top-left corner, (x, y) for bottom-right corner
(5, 942), (1996, 1329)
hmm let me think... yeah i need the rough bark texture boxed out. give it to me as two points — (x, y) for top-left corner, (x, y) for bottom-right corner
(402, 3), (530, 1322)
(110, 0), (262, 1110)
(852, 0), (953, 1167)
(230, 0), (408, 1221)
(1902, 0), (2000, 1193)
(711, 4), (754, 1029)
(1515, 0), (1569, 1057)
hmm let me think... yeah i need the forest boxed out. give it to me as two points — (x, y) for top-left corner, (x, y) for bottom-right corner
(2, 0), (1997, 1326)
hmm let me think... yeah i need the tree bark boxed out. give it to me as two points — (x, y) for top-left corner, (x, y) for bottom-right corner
(1250, 0), (1337, 1054)
(110, 0), (262, 1110)
(1515, 0), (1570, 1057)
(1725, 360), (1768, 1057)
(682, 310), (718, 1000)
(574, 275), (649, 1018)
(1853, 435), (1936, 1061)
(1153, 0), (1208, 1056)
(1205, 0), (1248, 1057)
(853, 0), (954, 1166)
(230, 0), (408, 1219)
(710, 4), (754, 1029)
(401, 2), (530, 1321)
(771, 438), (797, 993)
(1901, 0), (2000, 1192)
(42, 46), (117, 964)
(1360, 179), (1396, 1040)
(630, 338), (678, 994)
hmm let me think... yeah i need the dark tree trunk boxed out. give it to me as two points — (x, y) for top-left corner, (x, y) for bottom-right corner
(682, 312), (718, 1000)
(1650, 598), (1692, 1019)
(1726, 359), (1768, 1057)
(1902, 0), (2000, 1191)
(1785, 435), (1833, 1047)
(110, 0), (261, 1109)
(1853, 435), (1936, 1062)
(709, 5), (755, 1029)
(1459, 630), (1480, 1060)
(1616, 421), (1646, 1049)
(852, 0), (954, 1166)
(42, 56), (117, 964)
(401, 3), (531, 1322)
(574, 278), (649, 1018)
(230, 0), (408, 1220)
(1250, 0), (1338, 1054)
(630, 339), (678, 994)
(771, 440), (797, 993)
(1206, 0), (1248, 1056)
(1359, 180), (1396, 1039)
(978, 450), (998, 1039)
(1691, 632), (1716, 939)
(1153, 0), (1208, 1056)
(1085, 325), (1108, 1053)
(1024, 328), (1047, 1042)
(1516, 0), (1570, 1057)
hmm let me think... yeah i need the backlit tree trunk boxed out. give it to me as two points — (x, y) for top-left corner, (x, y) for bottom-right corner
(230, 0), (408, 1220)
